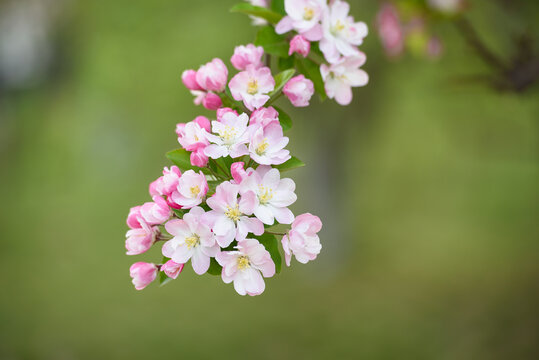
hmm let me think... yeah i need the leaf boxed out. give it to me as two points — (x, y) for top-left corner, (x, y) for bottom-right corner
(159, 271), (174, 287)
(172, 208), (186, 218)
(254, 233), (282, 274)
(295, 57), (326, 100)
(207, 258), (222, 276)
(274, 156), (305, 172)
(268, 69), (296, 98)
(166, 149), (209, 174)
(270, 0), (286, 15)
(278, 56), (295, 72)
(230, 3), (283, 24)
(272, 105), (292, 132)
(254, 26), (289, 58)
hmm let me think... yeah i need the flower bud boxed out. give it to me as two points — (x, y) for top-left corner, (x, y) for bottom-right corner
(161, 260), (184, 279)
(289, 35), (310, 57)
(216, 107), (238, 122)
(125, 219), (157, 255)
(202, 92), (223, 110)
(129, 262), (158, 290)
(231, 162), (248, 184)
(126, 206), (142, 229)
(196, 58), (228, 92)
(283, 75), (314, 107)
(181, 69), (203, 91)
(231, 44), (264, 70)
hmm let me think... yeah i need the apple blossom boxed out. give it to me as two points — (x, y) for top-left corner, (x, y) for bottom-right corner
(320, 54), (368, 105)
(195, 58), (228, 92)
(231, 44), (265, 70)
(239, 166), (297, 225)
(161, 260), (184, 279)
(177, 116), (210, 152)
(248, 122), (291, 165)
(149, 166), (182, 198)
(181, 69), (203, 91)
(170, 170), (208, 209)
(163, 207), (219, 275)
(129, 262), (158, 290)
(126, 205), (143, 229)
(229, 65), (275, 111)
(204, 112), (250, 159)
(216, 239), (275, 296)
(231, 161), (250, 184)
(289, 34), (310, 57)
(202, 92), (222, 110)
(125, 217), (158, 255)
(216, 107), (238, 121)
(249, 106), (279, 129)
(376, 3), (404, 57)
(204, 181), (264, 247)
(281, 213), (322, 266)
(140, 195), (172, 225)
(283, 75), (314, 107)
(275, 0), (326, 41)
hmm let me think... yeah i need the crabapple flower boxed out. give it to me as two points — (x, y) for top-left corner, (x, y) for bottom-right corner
(196, 58), (228, 92)
(161, 260), (184, 279)
(204, 112), (250, 159)
(217, 107), (238, 121)
(181, 69), (203, 91)
(376, 3), (404, 57)
(320, 0), (368, 63)
(170, 170), (208, 209)
(283, 75), (314, 107)
(231, 161), (250, 184)
(289, 34), (310, 57)
(125, 217), (158, 255)
(249, 106), (279, 129)
(127, 205), (143, 229)
(190, 148), (209, 167)
(276, 0), (326, 41)
(239, 166), (296, 225)
(202, 92), (222, 110)
(163, 207), (219, 275)
(281, 213), (322, 266)
(321, 54), (368, 105)
(231, 44), (265, 71)
(204, 181), (264, 247)
(248, 122), (291, 165)
(149, 166), (182, 198)
(140, 195), (172, 225)
(177, 116), (210, 152)
(216, 238), (275, 296)
(229, 65), (275, 111)
(129, 262), (158, 290)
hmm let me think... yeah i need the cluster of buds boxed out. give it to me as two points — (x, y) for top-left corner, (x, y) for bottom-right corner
(125, 0), (369, 296)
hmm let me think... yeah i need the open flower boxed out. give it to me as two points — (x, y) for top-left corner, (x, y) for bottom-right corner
(204, 112), (250, 159)
(204, 181), (264, 247)
(248, 122), (291, 165)
(283, 75), (314, 107)
(140, 195), (172, 225)
(149, 166), (182, 198)
(161, 260), (185, 279)
(231, 44), (265, 70)
(275, 0), (326, 41)
(281, 213), (322, 266)
(129, 262), (158, 290)
(320, 0), (368, 63)
(239, 166), (296, 225)
(176, 116), (210, 151)
(195, 58), (228, 92)
(229, 65), (275, 111)
(216, 239), (275, 296)
(125, 217), (158, 255)
(320, 54), (368, 105)
(170, 170), (208, 209)
(163, 207), (219, 275)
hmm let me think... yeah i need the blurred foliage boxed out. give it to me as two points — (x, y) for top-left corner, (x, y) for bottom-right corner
(0, 0), (538, 359)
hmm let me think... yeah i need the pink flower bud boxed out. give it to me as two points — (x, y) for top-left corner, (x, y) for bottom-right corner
(250, 106), (279, 128)
(126, 205), (143, 229)
(196, 58), (228, 92)
(216, 107), (238, 121)
(190, 147), (209, 167)
(231, 162), (247, 184)
(289, 35), (310, 57)
(283, 75), (314, 107)
(281, 213), (322, 266)
(181, 69), (203, 91)
(129, 262), (158, 290)
(140, 196), (171, 225)
(202, 92), (222, 110)
(161, 260), (184, 279)
(126, 219), (157, 255)
(231, 44), (265, 70)
(193, 115), (211, 132)
(376, 4), (404, 57)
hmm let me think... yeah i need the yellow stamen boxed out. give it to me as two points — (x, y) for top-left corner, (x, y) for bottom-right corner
(219, 125), (238, 143)
(225, 204), (242, 222)
(255, 139), (269, 156)
(190, 185), (200, 197)
(303, 7), (314, 21)
(258, 185), (273, 205)
(185, 234), (200, 249)
(237, 255), (250, 270)
(247, 79), (259, 95)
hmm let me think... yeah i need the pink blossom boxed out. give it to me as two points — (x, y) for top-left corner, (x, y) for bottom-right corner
(289, 35), (310, 57)
(281, 213), (322, 266)
(129, 262), (158, 290)
(163, 207), (219, 275)
(126, 205), (143, 229)
(320, 0), (368, 63)
(231, 44), (265, 71)
(249, 106), (279, 129)
(229, 65), (275, 111)
(248, 122), (291, 165)
(170, 170), (208, 209)
(202, 92), (222, 110)
(239, 166), (296, 225)
(283, 75), (314, 107)
(149, 166), (182, 198)
(196, 58), (228, 92)
(216, 107), (238, 121)
(376, 3), (404, 57)
(181, 69), (203, 91)
(161, 260), (184, 279)
(204, 181), (264, 247)
(276, 0), (326, 41)
(231, 162), (249, 184)
(125, 217), (158, 255)
(190, 148), (209, 167)
(320, 54), (368, 106)
(215, 239), (275, 296)
(177, 116), (210, 152)
(204, 112), (250, 159)
(140, 195), (172, 225)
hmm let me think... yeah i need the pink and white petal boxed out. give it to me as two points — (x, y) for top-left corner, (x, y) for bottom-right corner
(334, 83), (353, 105)
(346, 69), (369, 87)
(191, 250), (210, 275)
(272, 206), (295, 224)
(239, 191), (258, 215)
(204, 144), (229, 158)
(254, 206), (275, 225)
(275, 16), (293, 34)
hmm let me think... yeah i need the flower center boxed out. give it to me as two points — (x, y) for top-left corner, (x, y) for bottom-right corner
(225, 204), (242, 222)
(303, 6), (314, 21)
(219, 125), (238, 143)
(331, 20), (346, 36)
(185, 234), (200, 249)
(190, 185), (200, 197)
(258, 185), (273, 205)
(255, 139), (269, 155)
(237, 255), (250, 270)
(247, 79), (259, 95)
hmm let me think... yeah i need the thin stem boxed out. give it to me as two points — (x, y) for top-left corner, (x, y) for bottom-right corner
(265, 231), (286, 236)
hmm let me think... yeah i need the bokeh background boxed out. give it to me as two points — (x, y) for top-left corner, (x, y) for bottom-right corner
(1, 0), (538, 359)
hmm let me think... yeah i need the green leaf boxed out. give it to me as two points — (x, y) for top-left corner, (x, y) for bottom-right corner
(166, 149), (209, 174)
(278, 56), (295, 72)
(274, 156), (305, 172)
(270, 0), (286, 15)
(172, 208), (186, 218)
(273, 106), (292, 132)
(207, 258), (222, 276)
(159, 271), (174, 287)
(268, 69), (296, 98)
(254, 26), (289, 58)
(230, 3), (283, 24)
(295, 57), (326, 100)
(254, 233), (282, 274)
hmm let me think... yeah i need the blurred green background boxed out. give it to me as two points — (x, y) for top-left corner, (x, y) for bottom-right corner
(1, 0), (538, 359)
